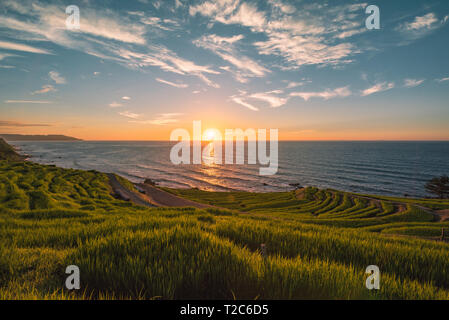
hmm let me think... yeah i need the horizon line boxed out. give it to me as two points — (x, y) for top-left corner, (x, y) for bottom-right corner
(55, 139), (449, 142)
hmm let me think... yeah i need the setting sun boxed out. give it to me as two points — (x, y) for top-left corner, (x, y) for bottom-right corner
(203, 128), (221, 141)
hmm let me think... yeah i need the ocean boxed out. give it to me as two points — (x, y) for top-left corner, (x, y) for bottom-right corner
(11, 141), (449, 197)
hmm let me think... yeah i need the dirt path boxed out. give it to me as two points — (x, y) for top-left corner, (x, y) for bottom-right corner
(107, 173), (156, 208)
(435, 209), (449, 222)
(136, 183), (212, 208)
(295, 188), (306, 200)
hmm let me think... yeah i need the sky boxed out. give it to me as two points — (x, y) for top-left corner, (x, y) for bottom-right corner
(0, 0), (448, 141)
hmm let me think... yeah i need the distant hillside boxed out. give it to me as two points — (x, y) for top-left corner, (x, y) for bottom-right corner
(0, 138), (24, 161)
(0, 134), (82, 141)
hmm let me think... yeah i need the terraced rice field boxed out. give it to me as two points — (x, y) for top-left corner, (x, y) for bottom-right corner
(1, 160), (449, 299)
(166, 187), (448, 236)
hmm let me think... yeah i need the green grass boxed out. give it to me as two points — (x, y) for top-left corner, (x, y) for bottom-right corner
(1, 160), (449, 300)
(353, 192), (449, 210)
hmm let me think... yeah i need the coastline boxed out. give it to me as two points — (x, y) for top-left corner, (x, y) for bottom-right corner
(9, 139), (449, 197)
(5, 138), (448, 221)
(10, 143), (31, 160)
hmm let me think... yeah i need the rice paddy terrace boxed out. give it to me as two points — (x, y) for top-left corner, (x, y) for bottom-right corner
(167, 187), (449, 238)
(1, 158), (449, 300)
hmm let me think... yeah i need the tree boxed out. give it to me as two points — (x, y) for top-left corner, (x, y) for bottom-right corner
(425, 175), (449, 199)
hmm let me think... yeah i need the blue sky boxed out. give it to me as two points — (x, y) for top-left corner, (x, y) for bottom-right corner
(0, 0), (448, 140)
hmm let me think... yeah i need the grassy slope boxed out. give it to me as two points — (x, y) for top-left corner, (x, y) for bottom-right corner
(0, 138), (24, 161)
(1, 160), (449, 300)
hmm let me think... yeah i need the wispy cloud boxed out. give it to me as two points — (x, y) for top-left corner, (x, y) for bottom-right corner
(191, 1), (363, 70)
(230, 87), (288, 110)
(0, 2), (147, 45)
(436, 77), (449, 83)
(118, 111), (141, 119)
(191, 1), (265, 31)
(336, 28), (366, 39)
(138, 15), (180, 32)
(194, 34), (269, 82)
(32, 84), (56, 94)
(401, 13), (439, 31)
(110, 46), (220, 87)
(230, 96), (259, 111)
(255, 36), (354, 70)
(290, 86), (352, 101)
(249, 92), (287, 108)
(0, 52), (18, 61)
(109, 102), (124, 108)
(156, 78), (189, 88)
(403, 79), (425, 88)
(49, 71), (66, 84)
(0, 40), (52, 55)
(131, 113), (183, 125)
(396, 12), (447, 42)
(361, 82), (395, 96)
(110, 95), (132, 108)
(286, 81), (306, 89)
(4, 99), (52, 104)
(0, 1), (219, 87)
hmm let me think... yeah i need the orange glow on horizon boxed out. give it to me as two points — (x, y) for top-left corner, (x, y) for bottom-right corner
(1, 118), (448, 141)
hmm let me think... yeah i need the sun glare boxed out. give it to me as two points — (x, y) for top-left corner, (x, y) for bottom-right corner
(203, 128), (221, 141)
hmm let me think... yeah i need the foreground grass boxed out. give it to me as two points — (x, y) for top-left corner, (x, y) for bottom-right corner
(1, 160), (449, 299)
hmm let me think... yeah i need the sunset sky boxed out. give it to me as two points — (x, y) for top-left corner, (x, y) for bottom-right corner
(0, 0), (449, 140)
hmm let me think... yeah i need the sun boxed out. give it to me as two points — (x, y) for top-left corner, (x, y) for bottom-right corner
(203, 128), (221, 141)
